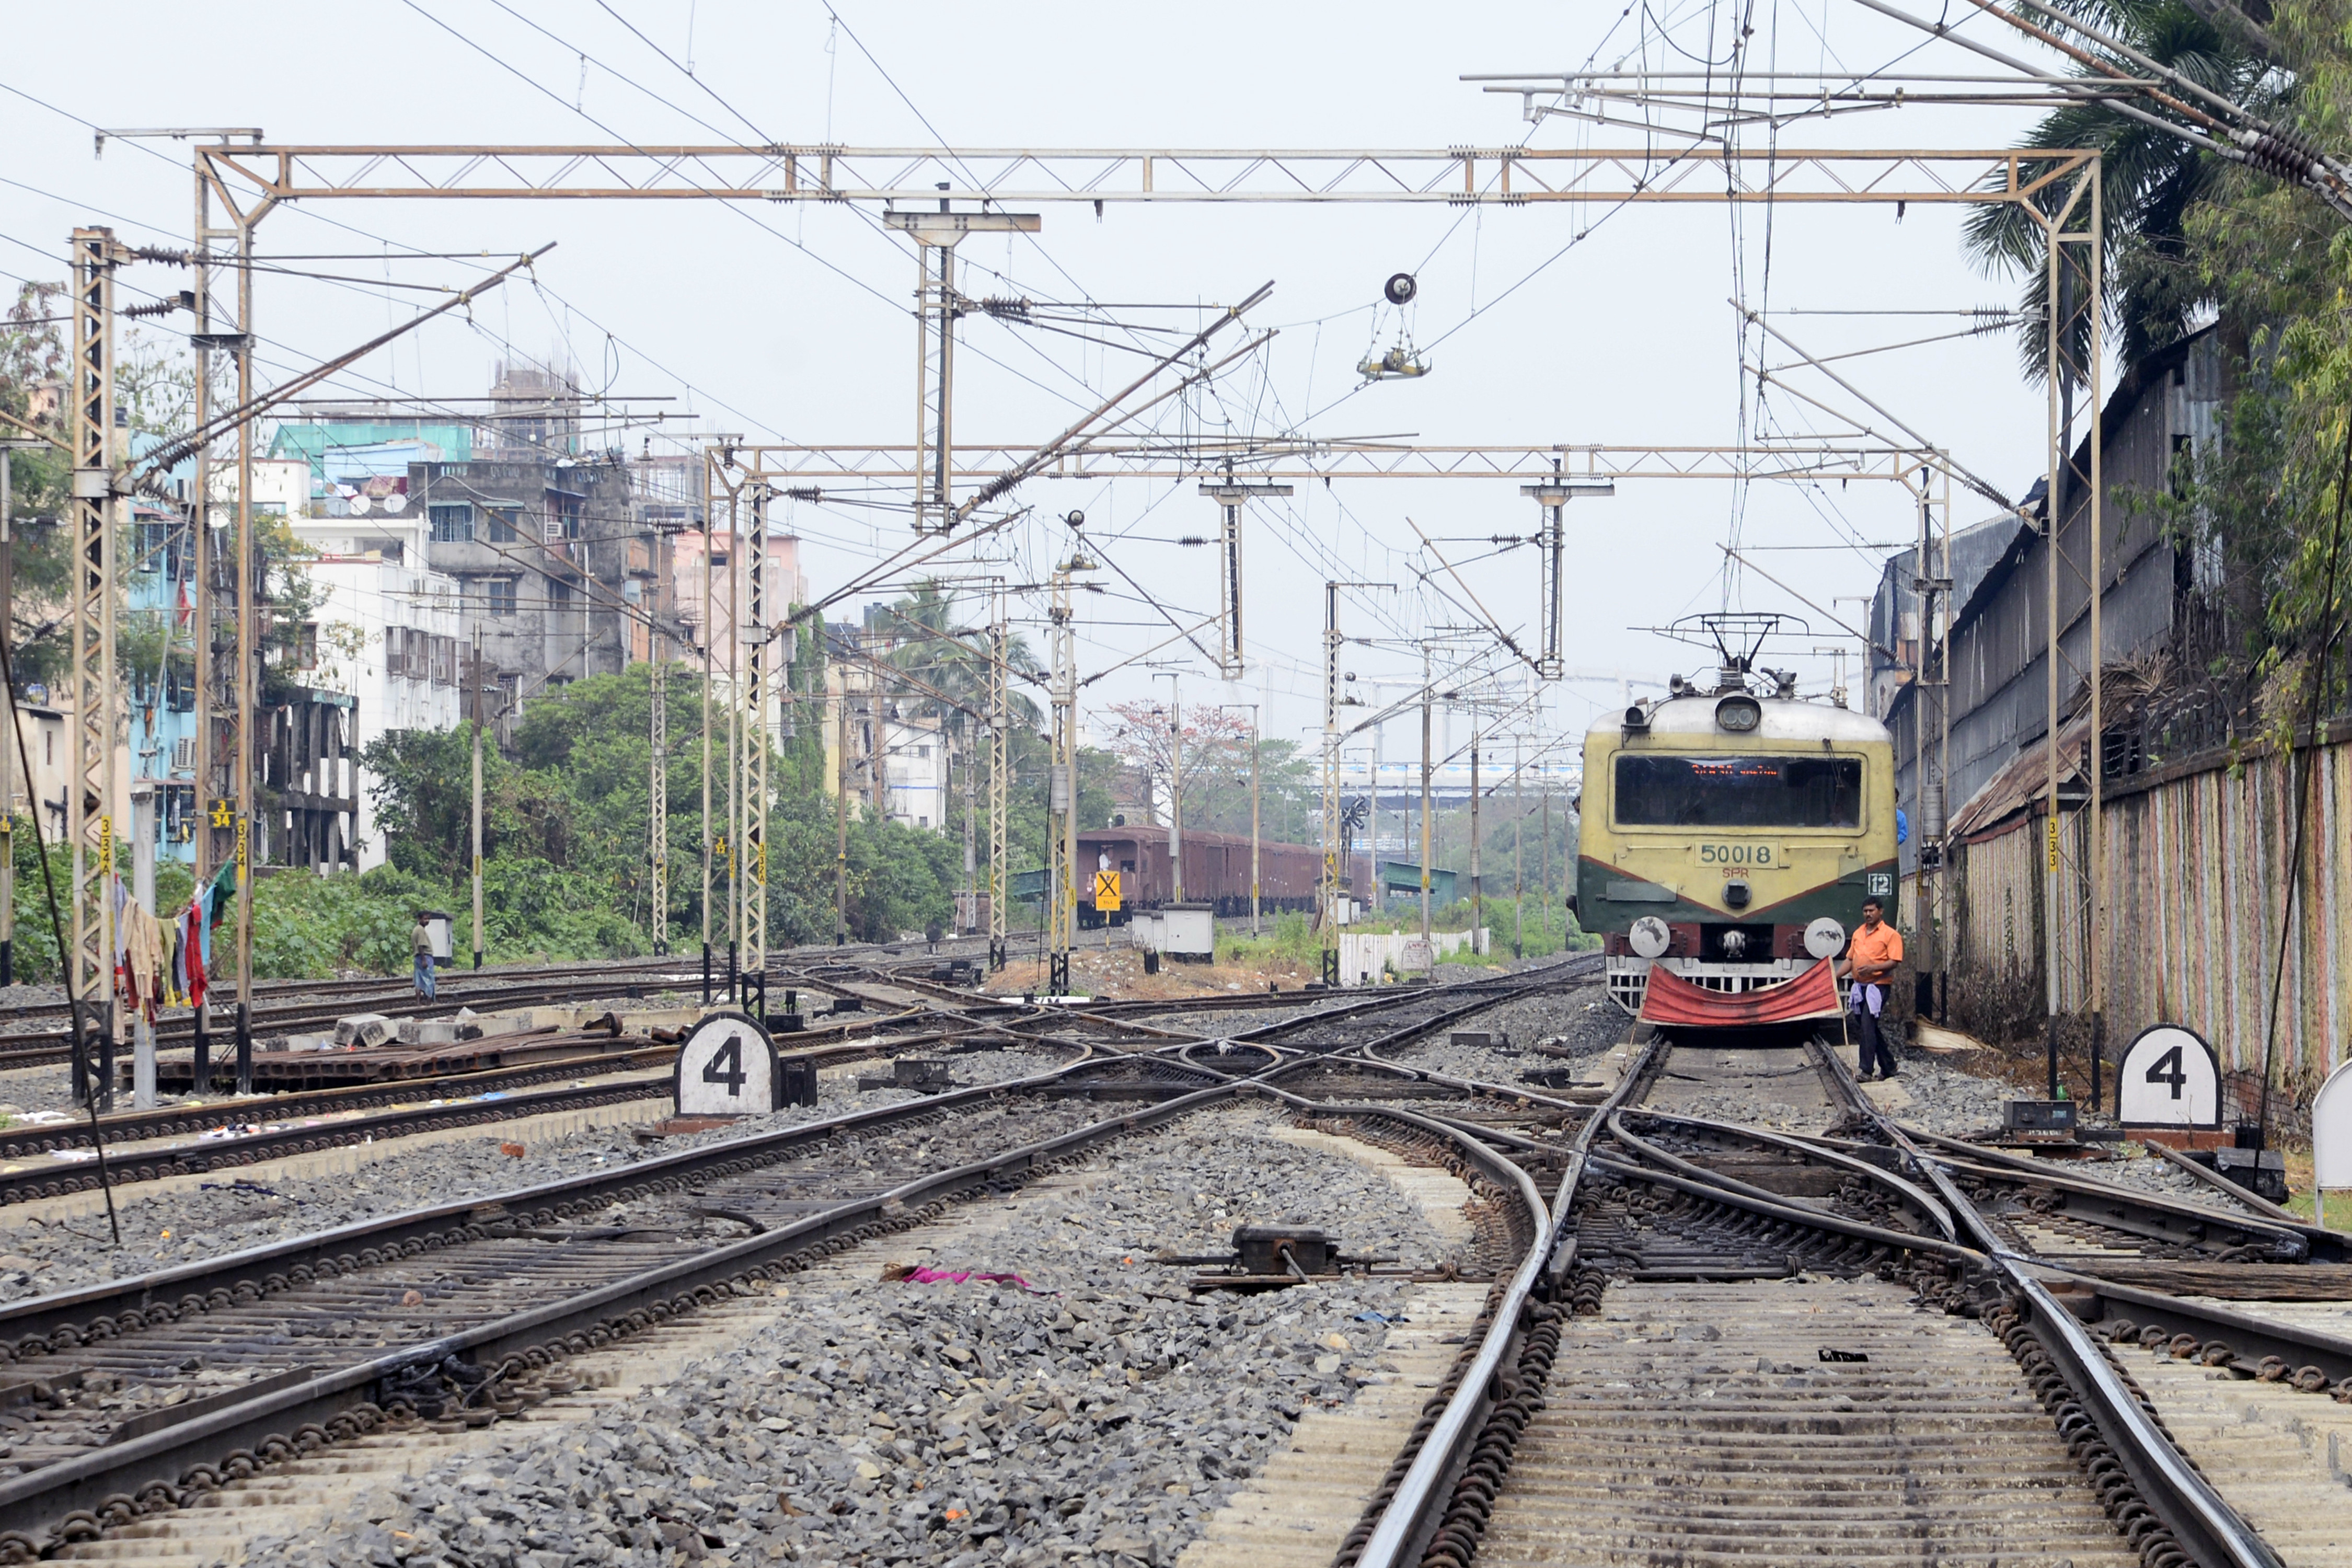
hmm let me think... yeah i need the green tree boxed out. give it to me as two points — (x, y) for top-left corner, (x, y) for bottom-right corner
(1965, 2), (2267, 378)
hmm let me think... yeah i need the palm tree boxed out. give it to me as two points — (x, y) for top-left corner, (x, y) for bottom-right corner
(881, 581), (1042, 743)
(1964, 1), (2272, 379)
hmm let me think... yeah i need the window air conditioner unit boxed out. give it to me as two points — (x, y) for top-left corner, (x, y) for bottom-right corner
(171, 737), (196, 771)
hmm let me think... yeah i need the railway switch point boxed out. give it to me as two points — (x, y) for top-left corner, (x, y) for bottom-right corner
(858, 1058), (956, 1093)
(2004, 1098), (2079, 1134)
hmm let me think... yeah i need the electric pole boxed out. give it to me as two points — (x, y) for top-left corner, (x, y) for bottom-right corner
(1046, 534), (1093, 995)
(700, 453), (718, 997)
(470, 629), (485, 970)
(1218, 701), (1261, 935)
(230, 231), (255, 1098)
(0, 438), (38, 988)
(1469, 723), (1483, 957)
(1513, 732), (1524, 961)
(741, 483), (768, 984)
(1521, 467), (1613, 679)
(1199, 477), (1289, 678)
(1419, 644), (1433, 955)
(724, 483), (741, 1000)
(986, 585), (1007, 968)
(67, 228), (121, 1108)
(648, 651), (667, 954)
(834, 659), (850, 946)
(1542, 781), (1553, 948)
(1320, 582), (1386, 983)
(1152, 670), (1182, 903)
(883, 196), (1039, 535)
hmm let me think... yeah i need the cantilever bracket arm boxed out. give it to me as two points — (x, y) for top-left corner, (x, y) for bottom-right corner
(135, 244), (555, 482)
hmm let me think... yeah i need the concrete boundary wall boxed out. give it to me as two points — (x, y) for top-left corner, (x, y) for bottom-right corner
(1946, 731), (2351, 1105)
(1336, 929), (1488, 987)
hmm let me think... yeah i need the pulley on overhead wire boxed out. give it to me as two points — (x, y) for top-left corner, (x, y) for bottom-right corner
(1360, 271), (1431, 381)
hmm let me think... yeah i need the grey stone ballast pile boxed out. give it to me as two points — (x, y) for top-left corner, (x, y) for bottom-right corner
(243, 1106), (1458, 1568)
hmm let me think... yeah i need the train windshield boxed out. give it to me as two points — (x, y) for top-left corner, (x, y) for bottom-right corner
(1612, 754), (1863, 828)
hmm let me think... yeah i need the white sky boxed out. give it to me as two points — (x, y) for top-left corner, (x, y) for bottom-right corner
(0, 1), (2078, 784)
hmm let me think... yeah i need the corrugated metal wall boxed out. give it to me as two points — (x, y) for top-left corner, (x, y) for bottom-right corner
(1949, 734), (2352, 1102)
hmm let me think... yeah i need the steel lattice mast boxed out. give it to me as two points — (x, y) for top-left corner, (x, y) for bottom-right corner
(648, 653), (668, 954)
(66, 229), (120, 1107)
(987, 586), (1008, 970)
(741, 485), (769, 977)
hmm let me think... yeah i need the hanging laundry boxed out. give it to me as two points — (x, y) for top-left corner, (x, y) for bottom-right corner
(121, 902), (167, 1024)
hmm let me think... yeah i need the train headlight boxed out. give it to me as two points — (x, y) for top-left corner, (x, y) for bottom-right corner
(1628, 916), (1672, 959)
(1804, 916), (1846, 959)
(1723, 878), (1751, 909)
(1715, 694), (1762, 732)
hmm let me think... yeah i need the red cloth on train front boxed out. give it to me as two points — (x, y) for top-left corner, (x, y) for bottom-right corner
(1636, 959), (1840, 1028)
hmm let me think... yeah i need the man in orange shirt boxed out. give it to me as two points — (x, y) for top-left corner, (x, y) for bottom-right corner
(1840, 896), (1904, 1080)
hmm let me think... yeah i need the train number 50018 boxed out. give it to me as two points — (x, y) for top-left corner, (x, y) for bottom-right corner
(1697, 844), (1775, 867)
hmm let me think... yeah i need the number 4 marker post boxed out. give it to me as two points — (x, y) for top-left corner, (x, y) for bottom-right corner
(674, 1011), (783, 1118)
(2116, 1024), (2222, 1130)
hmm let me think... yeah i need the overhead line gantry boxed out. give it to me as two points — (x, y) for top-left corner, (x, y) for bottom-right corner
(154, 132), (2100, 1027)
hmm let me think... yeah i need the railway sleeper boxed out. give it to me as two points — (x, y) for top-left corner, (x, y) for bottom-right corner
(1403, 1218), (2204, 1568)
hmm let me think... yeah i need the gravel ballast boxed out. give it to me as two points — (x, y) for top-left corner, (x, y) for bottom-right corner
(0, 1046), (1071, 1303)
(1370, 977), (1619, 1089)
(243, 1105), (1459, 1568)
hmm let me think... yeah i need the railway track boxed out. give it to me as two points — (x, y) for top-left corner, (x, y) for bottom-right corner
(0, 1020), (1038, 1206)
(0, 932), (1008, 1074)
(1333, 1027), (2318, 1568)
(24, 955), (2333, 1565)
(0, 967), (1490, 1207)
(0, 964), (1561, 1561)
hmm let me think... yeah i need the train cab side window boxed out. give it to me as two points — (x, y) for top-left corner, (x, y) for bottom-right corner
(1612, 754), (1863, 828)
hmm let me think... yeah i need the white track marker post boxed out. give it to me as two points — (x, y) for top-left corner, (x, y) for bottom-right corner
(2312, 1060), (2352, 1232)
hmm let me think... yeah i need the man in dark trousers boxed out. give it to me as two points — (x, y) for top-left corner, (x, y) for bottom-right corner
(1840, 896), (1903, 1080)
(411, 914), (437, 1000)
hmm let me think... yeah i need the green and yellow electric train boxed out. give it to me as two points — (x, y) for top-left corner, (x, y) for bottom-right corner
(1574, 658), (1898, 1021)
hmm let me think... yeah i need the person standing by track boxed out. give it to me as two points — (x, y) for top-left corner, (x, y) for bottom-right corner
(411, 913), (437, 1001)
(1840, 896), (1903, 1080)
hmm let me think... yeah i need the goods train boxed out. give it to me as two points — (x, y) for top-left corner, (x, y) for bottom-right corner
(1072, 824), (1369, 926)
(1575, 649), (1897, 1025)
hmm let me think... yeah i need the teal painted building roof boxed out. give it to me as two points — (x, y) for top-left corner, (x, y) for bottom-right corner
(270, 422), (472, 476)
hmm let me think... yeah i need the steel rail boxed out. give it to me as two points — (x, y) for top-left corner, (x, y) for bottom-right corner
(1778, 1035), (2290, 1564)
(0, 1065), (1210, 1552)
(0, 1059), (1539, 1553)
(1782, 1037), (2290, 1568)
(1361, 1021), (2290, 1568)
(1607, 1109), (1953, 1236)
(1586, 1153), (1974, 1260)
(0, 1025), (1043, 1204)
(1895, 1125), (2326, 1262)
(1350, 1033), (1662, 1568)
(1907, 1154), (2288, 1567)
(0, 1048), (1094, 1351)
(18, 1012), (969, 1161)
(2027, 1266), (2352, 1389)
(2142, 1139), (2310, 1224)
